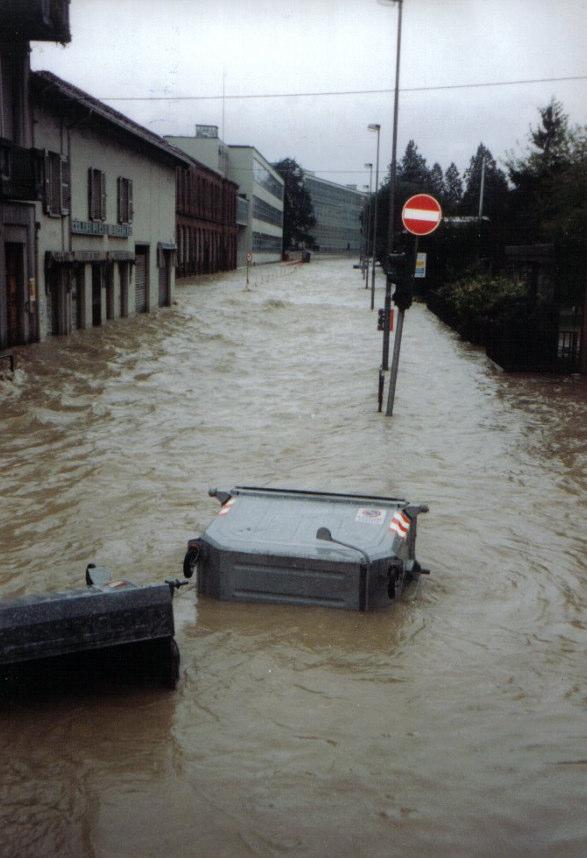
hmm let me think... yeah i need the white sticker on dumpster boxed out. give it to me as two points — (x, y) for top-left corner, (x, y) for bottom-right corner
(355, 508), (386, 525)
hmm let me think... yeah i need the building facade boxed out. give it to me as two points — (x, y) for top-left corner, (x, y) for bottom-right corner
(0, 0), (71, 351)
(0, 2), (191, 350)
(167, 129), (284, 267)
(303, 173), (366, 253)
(175, 155), (238, 277)
(31, 72), (190, 338)
(228, 146), (284, 265)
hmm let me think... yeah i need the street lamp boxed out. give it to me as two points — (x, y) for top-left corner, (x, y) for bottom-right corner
(376, 0), (403, 257)
(377, 0), (404, 415)
(368, 123), (381, 311)
(363, 163), (373, 283)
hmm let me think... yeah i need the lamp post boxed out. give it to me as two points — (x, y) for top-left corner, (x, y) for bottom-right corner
(377, 0), (404, 414)
(363, 164), (373, 284)
(368, 123), (381, 311)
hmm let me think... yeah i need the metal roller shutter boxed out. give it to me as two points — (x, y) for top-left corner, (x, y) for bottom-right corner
(135, 248), (148, 313)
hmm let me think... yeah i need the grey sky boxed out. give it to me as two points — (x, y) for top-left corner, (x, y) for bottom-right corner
(32, 0), (587, 189)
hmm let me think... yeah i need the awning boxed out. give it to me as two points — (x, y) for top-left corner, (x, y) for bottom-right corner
(46, 250), (137, 265)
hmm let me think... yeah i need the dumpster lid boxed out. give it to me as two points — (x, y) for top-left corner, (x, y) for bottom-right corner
(203, 486), (422, 562)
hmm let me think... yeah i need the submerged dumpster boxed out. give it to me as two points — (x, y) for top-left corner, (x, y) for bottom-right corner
(184, 486), (429, 611)
(0, 565), (186, 689)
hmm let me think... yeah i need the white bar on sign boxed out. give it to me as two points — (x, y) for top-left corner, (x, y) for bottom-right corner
(403, 208), (440, 222)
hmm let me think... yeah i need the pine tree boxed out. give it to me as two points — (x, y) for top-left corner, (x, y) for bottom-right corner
(272, 158), (316, 250)
(429, 162), (445, 201)
(461, 143), (509, 218)
(531, 98), (570, 168)
(397, 140), (430, 187)
(506, 100), (585, 247)
(444, 162), (463, 214)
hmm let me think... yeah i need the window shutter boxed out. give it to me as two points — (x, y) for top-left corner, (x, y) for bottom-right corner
(43, 150), (51, 214)
(116, 176), (122, 223)
(60, 156), (70, 215)
(88, 167), (94, 219)
(128, 179), (133, 222)
(100, 170), (106, 220)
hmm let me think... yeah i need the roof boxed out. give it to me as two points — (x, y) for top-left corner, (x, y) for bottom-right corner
(31, 71), (191, 169)
(303, 172), (367, 199)
(0, 0), (70, 43)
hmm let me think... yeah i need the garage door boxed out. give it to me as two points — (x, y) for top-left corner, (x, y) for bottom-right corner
(135, 247), (148, 313)
(158, 258), (170, 307)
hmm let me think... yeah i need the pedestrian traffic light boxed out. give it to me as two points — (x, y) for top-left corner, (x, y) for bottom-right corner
(377, 308), (385, 331)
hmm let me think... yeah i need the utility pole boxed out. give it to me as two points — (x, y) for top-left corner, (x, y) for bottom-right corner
(363, 164), (373, 284)
(368, 124), (381, 311)
(382, 0), (403, 375)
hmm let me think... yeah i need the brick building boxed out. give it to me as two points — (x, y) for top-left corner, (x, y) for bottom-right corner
(176, 157), (238, 277)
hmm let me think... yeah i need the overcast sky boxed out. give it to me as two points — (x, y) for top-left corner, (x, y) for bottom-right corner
(31, 0), (587, 190)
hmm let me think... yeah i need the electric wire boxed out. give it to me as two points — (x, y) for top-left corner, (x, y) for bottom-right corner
(99, 75), (587, 102)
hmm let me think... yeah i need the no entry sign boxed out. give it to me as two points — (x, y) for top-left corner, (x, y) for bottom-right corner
(402, 194), (442, 236)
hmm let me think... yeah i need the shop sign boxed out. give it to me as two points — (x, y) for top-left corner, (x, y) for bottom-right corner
(71, 220), (132, 238)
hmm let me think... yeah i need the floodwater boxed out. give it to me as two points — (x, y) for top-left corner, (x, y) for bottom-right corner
(0, 257), (585, 858)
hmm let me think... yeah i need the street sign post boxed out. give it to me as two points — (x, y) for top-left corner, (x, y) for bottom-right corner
(246, 251), (253, 286)
(385, 194), (442, 416)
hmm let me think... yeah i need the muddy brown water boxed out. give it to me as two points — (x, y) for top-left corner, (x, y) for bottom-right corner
(0, 258), (585, 857)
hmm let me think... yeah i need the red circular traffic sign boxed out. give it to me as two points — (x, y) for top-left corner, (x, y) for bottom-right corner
(401, 194), (442, 236)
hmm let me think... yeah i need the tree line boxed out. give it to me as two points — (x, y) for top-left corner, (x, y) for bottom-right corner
(274, 100), (585, 370)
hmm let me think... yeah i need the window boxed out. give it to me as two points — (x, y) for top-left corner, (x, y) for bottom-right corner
(252, 159), (283, 201)
(252, 195), (283, 228)
(43, 151), (70, 216)
(252, 231), (282, 253)
(117, 176), (133, 224)
(88, 167), (106, 220)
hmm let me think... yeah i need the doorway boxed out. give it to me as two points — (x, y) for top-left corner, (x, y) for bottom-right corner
(4, 242), (24, 346)
(92, 264), (103, 327)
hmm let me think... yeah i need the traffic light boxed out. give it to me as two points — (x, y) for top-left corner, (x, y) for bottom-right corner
(383, 252), (407, 281)
(393, 282), (413, 311)
(385, 252), (413, 311)
(377, 308), (385, 331)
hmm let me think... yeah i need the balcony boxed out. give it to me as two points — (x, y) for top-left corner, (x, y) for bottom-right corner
(0, 140), (39, 201)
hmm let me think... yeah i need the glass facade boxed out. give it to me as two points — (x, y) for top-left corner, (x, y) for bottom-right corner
(304, 175), (366, 252)
(253, 158), (283, 201)
(252, 195), (283, 228)
(252, 231), (282, 253)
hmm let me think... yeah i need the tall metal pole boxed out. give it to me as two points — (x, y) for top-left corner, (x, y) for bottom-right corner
(478, 155), (486, 219)
(368, 125), (381, 310)
(386, 236), (417, 416)
(384, 0), (404, 413)
(382, 0), (403, 371)
(364, 164), (373, 284)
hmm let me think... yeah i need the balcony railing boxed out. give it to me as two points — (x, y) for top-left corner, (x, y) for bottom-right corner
(0, 140), (39, 201)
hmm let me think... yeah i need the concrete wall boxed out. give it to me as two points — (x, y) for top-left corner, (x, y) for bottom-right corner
(165, 135), (228, 177)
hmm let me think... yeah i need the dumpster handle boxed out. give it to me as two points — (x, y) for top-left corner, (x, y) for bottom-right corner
(315, 527), (371, 566)
(316, 528), (372, 611)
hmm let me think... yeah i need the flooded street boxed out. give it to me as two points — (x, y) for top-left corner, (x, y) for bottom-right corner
(1, 257), (586, 857)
